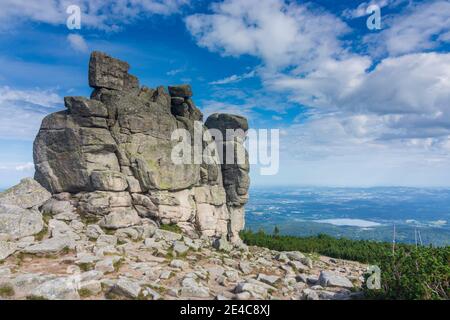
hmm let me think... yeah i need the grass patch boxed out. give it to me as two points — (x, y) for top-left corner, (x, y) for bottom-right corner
(113, 258), (124, 272)
(78, 262), (94, 272)
(42, 212), (52, 225)
(78, 288), (93, 298)
(160, 223), (182, 234)
(0, 284), (15, 298)
(34, 225), (48, 241)
(165, 248), (175, 260)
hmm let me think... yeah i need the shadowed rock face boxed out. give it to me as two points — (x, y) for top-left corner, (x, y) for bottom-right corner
(33, 51), (249, 242)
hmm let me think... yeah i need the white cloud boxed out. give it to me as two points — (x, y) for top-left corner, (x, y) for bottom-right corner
(186, 0), (450, 186)
(15, 162), (34, 171)
(342, 0), (400, 19)
(166, 68), (185, 76)
(186, 0), (348, 69)
(67, 34), (88, 52)
(0, 0), (190, 31)
(209, 70), (255, 85)
(0, 86), (62, 140)
(199, 99), (255, 119)
(364, 1), (450, 56)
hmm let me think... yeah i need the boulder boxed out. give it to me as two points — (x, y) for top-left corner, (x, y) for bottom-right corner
(110, 278), (141, 299)
(0, 178), (51, 209)
(99, 208), (141, 229)
(89, 51), (139, 91)
(22, 237), (75, 255)
(0, 204), (44, 239)
(168, 84), (193, 98)
(31, 277), (80, 300)
(318, 271), (354, 289)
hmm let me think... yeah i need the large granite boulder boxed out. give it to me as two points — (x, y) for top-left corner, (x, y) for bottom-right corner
(0, 204), (44, 239)
(0, 178), (51, 209)
(32, 51), (250, 242)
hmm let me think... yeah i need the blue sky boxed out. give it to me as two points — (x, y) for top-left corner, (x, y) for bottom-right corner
(1, 0), (450, 188)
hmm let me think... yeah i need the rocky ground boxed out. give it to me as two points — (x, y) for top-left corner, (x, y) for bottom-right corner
(1, 212), (366, 300)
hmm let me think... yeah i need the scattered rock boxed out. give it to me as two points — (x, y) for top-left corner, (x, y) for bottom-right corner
(180, 277), (209, 298)
(318, 271), (354, 289)
(212, 236), (233, 252)
(170, 259), (189, 270)
(0, 204), (44, 239)
(23, 237), (75, 255)
(173, 241), (189, 255)
(0, 241), (16, 260)
(257, 274), (280, 286)
(31, 277), (80, 300)
(86, 224), (104, 240)
(110, 278), (141, 299)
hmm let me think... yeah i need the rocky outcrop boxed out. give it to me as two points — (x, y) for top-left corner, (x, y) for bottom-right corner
(33, 51), (249, 243)
(0, 178), (51, 209)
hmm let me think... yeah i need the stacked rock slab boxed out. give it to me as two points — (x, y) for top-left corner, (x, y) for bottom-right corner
(33, 51), (249, 242)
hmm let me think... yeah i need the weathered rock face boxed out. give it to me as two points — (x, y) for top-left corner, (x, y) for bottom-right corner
(33, 51), (250, 242)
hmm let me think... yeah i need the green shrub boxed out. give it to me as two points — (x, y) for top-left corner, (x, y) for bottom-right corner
(240, 230), (449, 300)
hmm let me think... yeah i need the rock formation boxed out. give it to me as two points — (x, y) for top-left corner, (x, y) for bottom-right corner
(0, 52), (365, 301)
(33, 51), (249, 242)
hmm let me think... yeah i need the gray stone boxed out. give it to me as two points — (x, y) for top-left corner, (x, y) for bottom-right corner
(111, 278), (141, 299)
(0, 178), (51, 209)
(85, 224), (104, 239)
(302, 288), (319, 300)
(79, 280), (102, 295)
(96, 234), (117, 247)
(239, 261), (252, 274)
(234, 281), (268, 299)
(48, 219), (80, 240)
(0, 241), (16, 261)
(95, 256), (121, 273)
(0, 204), (44, 239)
(170, 259), (189, 270)
(90, 171), (128, 192)
(153, 229), (182, 242)
(285, 251), (306, 261)
(168, 84), (193, 98)
(318, 271), (354, 288)
(89, 51), (139, 91)
(23, 237), (75, 255)
(31, 277), (80, 300)
(180, 277), (210, 298)
(173, 241), (189, 255)
(212, 236), (233, 252)
(257, 274), (280, 286)
(99, 208), (141, 229)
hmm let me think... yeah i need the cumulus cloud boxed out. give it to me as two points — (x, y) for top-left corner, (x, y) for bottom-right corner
(186, 0), (348, 69)
(0, 0), (190, 31)
(67, 34), (88, 52)
(186, 0), (450, 186)
(0, 86), (62, 140)
(364, 1), (450, 56)
(342, 0), (401, 19)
